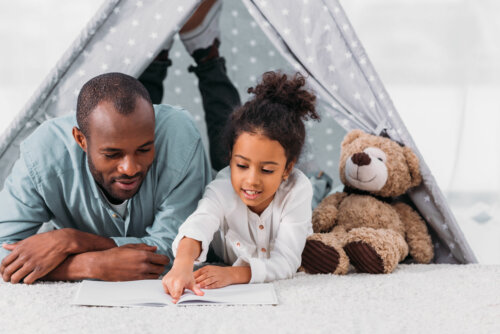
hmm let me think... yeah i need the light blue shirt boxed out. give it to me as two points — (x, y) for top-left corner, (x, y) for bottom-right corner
(0, 104), (212, 266)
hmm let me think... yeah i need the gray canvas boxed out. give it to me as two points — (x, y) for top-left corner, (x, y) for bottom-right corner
(0, 0), (476, 264)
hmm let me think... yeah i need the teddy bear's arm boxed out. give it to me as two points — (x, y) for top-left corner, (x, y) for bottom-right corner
(312, 192), (348, 233)
(393, 202), (434, 263)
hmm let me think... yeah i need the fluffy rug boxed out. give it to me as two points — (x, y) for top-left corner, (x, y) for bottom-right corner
(1, 264), (498, 334)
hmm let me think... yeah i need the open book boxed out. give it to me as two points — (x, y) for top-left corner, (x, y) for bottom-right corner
(72, 279), (278, 307)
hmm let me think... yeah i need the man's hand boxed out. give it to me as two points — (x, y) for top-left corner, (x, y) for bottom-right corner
(194, 265), (252, 289)
(90, 244), (170, 281)
(0, 229), (82, 284)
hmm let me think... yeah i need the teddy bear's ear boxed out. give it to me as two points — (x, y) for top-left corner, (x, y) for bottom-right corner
(403, 146), (422, 188)
(341, 129), (366, 149)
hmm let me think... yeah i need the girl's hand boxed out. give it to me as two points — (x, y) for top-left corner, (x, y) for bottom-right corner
(162, 261), (204, 303)
(194, 265), (251, 289)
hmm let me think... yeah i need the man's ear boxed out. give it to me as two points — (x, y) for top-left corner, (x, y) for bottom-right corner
(72, 127), (88, 152)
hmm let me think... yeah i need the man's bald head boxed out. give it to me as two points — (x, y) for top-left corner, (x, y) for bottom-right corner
(76, 72), (153, 137)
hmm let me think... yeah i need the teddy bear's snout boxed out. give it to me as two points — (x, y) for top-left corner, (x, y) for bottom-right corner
(351, 152), (371, 166)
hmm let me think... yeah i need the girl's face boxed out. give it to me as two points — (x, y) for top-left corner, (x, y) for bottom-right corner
(230, 131), (293, 215)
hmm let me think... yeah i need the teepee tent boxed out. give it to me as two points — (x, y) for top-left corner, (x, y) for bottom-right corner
(0, 0), (476, 264)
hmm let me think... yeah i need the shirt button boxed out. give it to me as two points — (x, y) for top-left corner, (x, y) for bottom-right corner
(261, 248), (266, 253)
(259, 225), (264, 230)
(112, 213), (118, 218)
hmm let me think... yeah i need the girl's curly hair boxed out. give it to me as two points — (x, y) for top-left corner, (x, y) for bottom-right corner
(223, 71), (319, 166)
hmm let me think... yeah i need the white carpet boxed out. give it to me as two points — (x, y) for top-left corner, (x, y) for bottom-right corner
(1, 264), (499, 334)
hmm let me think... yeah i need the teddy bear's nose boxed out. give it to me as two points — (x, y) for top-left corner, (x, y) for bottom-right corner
(351, 152), (371, 166)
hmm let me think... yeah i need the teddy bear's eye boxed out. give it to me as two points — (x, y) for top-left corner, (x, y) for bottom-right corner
(364, 147), (387, 163)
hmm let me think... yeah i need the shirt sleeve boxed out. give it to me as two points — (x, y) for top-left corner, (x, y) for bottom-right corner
(171, 179), (227, 264)
(111, 139), (211, 265)
(0, 156), (53, 262)
(246, 174), (313, 283)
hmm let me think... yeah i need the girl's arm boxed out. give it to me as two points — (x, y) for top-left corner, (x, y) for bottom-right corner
(193, 265), (251, 289)
(162, 237), (204, 303)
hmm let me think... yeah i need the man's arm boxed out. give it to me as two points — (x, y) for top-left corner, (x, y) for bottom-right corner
(1, 229), (170, 283)
(0, 156), (52, 263)
(0, 228), (117, 283)
(43, 243), (169, 281)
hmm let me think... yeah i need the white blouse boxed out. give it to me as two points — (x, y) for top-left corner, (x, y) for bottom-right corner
(172, 167), (313, 283)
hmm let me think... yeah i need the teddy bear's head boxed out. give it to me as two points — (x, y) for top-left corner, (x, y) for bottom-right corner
(338, 129), (422, 198)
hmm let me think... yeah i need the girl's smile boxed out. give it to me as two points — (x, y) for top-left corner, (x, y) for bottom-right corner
(242, 188), (262, 200)
(230, 131), (293, 215)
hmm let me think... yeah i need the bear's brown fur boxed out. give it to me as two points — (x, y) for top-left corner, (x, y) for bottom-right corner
(301, 130), (434, 274)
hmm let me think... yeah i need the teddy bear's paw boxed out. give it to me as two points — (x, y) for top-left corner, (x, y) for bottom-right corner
(301, 239), (340, 274)
(344, 241), (384, 274)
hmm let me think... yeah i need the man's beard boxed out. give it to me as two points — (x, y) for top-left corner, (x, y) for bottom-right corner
(87, 154), (147, 204)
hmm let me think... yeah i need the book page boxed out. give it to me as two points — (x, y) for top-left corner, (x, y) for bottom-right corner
(72, 279), (171, 307)
(178, 283), (278, 305)
(73, 280), (278, 307)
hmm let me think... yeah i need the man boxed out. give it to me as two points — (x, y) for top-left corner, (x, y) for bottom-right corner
(0, 72), (211, 284)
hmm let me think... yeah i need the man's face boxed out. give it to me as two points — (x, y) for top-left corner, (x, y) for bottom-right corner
(76, 98), (155, 204)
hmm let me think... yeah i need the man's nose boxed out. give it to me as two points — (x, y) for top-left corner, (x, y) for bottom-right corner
(117, 156), (141, 176)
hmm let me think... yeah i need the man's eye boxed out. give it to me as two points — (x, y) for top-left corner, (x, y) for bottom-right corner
(138, 149), (151, 153)
(262, 169), (274, 174)
(236, 164), (248, 169)
(104, 153), (119, 159)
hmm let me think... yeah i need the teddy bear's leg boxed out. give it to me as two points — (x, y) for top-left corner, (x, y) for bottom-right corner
(343, 227), (409, 274)
(301, 226), (350, 275)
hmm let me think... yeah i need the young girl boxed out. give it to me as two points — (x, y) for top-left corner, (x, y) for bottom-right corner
(163, 71), (320, 302)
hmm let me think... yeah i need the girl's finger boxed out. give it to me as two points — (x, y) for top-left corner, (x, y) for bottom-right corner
(162, 280), (170, 295)
(193, 269), (202, 278)
(171, 281), (184, 300)
(199, 276), (216, 288)
(194, 273), (207, 283)
(189, 282), (205, 296)
(204, 280), (220, 289)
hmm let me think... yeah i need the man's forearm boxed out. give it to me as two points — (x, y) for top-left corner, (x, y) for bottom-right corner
(63, 228), (117, 254)
(42, 243), (169, 282)
(41, 230), (118, 281)
(42, 252), (96, 281)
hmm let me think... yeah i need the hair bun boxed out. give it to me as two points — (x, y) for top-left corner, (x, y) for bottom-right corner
(247, 71), (319, 121)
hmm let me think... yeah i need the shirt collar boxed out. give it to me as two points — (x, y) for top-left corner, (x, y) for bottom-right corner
(84, 154), (102, 201)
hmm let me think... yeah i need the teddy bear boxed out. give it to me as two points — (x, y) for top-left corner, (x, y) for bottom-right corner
(301, 129), (434, 275)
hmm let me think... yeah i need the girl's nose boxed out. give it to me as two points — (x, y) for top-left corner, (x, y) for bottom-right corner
(245, 168), (260, 186)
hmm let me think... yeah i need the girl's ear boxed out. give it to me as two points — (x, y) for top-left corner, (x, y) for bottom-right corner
(283, 160), (295, 181)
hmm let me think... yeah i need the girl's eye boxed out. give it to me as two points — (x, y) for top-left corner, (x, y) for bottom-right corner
(262, 169), (274, 174)
(236, 164), (248, 169)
